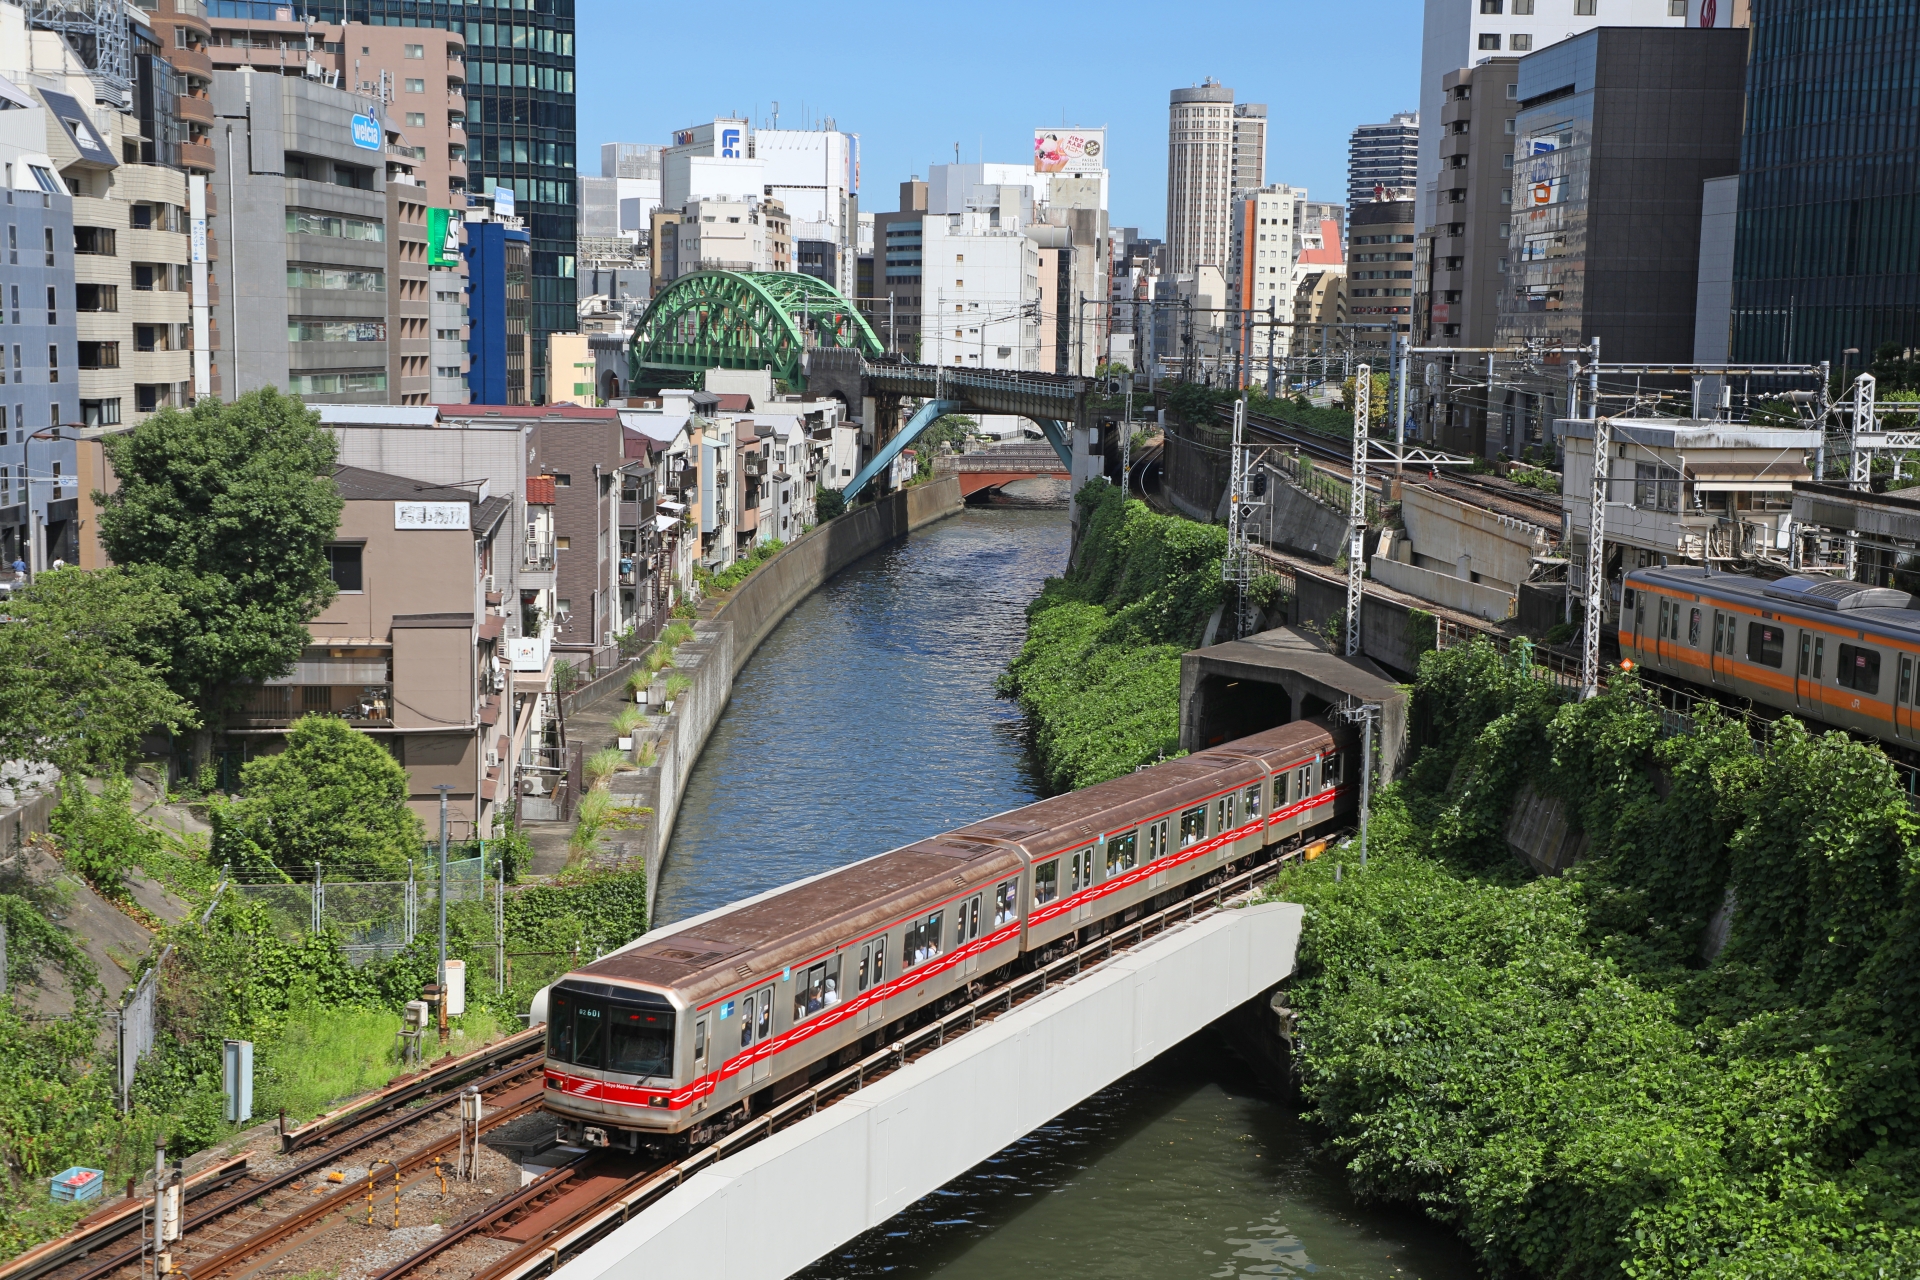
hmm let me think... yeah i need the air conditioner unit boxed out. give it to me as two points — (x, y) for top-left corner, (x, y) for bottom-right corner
(486, 749), (499, 769)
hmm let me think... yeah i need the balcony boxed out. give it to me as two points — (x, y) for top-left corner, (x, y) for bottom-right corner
(233, 683), (393, 729)
(176, 92), (214, 125)
(524, 533), (554, 570)
(168, 45), (213, 77)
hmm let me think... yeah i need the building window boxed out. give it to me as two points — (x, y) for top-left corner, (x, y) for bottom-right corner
(1478, 32), (1502, 48)
(1574, 0), (1595, 11)
(80, 398), (120, 427)
(555, 536), (571, 551)
(1512, 0), (1533, 10)
(1669, 0), (1686, 11)
(78, 342), (120, 369)
(76, 283), (117, 312)
(46, 286), (56, 324)
(1480, 0), (1501, 10)
(552, 473), (571, 486)
(47, 345), (58, 382)
(435, 365), (462, 378)
(43, 227), (54, 266)
(73, 226), (115, 255)
(404, 43), (425, 58)
(326, 544), (363, 591)
(406, 112), (427, 127)
(1510, 32), (1532, 49)
(405, 78), (425, 93)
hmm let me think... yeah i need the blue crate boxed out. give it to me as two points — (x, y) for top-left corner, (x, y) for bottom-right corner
(50, 1167), (104, 1203)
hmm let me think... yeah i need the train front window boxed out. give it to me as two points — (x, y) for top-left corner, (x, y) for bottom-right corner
(1746, 622), (1785, 669)
(608, 1005), (674, 1078)
(574, 1003), (605, 1068)
(1838, 643), (1882, 694)
(1105, 832), (1137, 876)
(1179, 805), (1206, 847)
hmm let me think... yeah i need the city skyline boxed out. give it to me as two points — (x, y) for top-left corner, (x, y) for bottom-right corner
(573, 0), (1423, 236)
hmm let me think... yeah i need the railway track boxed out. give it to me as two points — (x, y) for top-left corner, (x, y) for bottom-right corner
(364, 845), (1330, 1280)
(13, 1032), (547, 1280)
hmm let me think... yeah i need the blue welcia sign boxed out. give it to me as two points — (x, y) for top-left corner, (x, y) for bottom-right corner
(350, 114), (382, 150)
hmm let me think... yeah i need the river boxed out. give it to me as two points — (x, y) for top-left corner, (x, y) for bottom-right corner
(656, 506), (1478, 1279)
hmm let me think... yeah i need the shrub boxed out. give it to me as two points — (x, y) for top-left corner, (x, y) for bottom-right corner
(623, 667), (649, 696)
(612, 705), (644, 737)
(583, 748), (624, 790)
(635, 739), (658, 768)
(662, 621), (695, 646)
(663, 674), (692, 704)
(552, 658), (579, 693)
(815, 488), (847, 520)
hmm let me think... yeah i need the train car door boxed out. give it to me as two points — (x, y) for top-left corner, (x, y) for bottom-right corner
(959, 894), (983, 975)
(1899, 654), (1916, 742)
(748, 986), (775, 1085)
(856, 936), (888, 1029)
(1795, 632), (1815, 710)
(1710, 611), (1734, 688)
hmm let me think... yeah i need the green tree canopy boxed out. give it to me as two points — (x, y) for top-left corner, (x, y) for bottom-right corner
(95, 390), (343, 724)
(212, 716), (425, 879)
(0, 567), (195, 774)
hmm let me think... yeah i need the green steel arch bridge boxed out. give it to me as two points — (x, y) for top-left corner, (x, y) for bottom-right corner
(629, 270), (1090, 499)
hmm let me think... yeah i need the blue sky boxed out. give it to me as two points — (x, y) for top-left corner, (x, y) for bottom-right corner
(575, 0), (1425, 237)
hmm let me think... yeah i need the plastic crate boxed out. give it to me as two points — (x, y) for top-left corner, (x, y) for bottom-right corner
(50, 1167), (104, 1203)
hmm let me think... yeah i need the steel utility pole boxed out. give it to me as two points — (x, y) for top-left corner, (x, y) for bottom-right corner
(434, 783), (453, 1042)
(1580, 336), (1605, 698)
(1346, 365), (1370, 658)
(1336, 701), (1381, 868)
(1224, 395), (1256, 639)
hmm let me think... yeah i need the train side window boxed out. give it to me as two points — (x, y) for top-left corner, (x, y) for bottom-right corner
(1623, 586), (1636, 617)
(793, 956), (843, 1021)
(1799, 632), (1811, 676)
(994, 877), (1019, 925)
(1146, 818), (1169, 860)
(1273, 772), (1290, 809)
(1838, 643), (1882, 694)
(694, 1018), (707, 1067)
(1689, 608), (1701, 646)
(965, 895), (981, 941)
(1033, 859), (1059, 906)
(858, 944), (871, 992)
(1713, 614), (1724, 653)
(1902, 655), (1913, 704)
(548, 992), (575, 1064)
(1105, 831), (1137, 875)
(1746, 621), (1784, 668)
(1244, 784), (1262, 819)
(739, 996), (754, 1049)
(1323, 754), (1344, 787)
(874, 936), (887, 986)
(1179, 805), (1207, 847)
(1297, 762), (1314, 796)
(904, 911), (944, 967)
(1632, 589), (1644, 631)
(1657, 598), (1669, 638)
(1813, 636), (1824, 678)
(756, 989), (771, 1043)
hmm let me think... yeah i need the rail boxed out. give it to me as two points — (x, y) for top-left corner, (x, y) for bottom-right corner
(0, 1158), (250, 1280)
(370, 843), (1332, 1280)
(280, 1026), (545, 1153)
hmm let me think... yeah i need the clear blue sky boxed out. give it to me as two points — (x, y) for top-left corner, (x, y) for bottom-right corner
(575, 0), (1424, 237)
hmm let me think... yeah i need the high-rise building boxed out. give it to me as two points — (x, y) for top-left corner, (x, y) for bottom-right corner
(1729, 0), (1920, 364)
(1348, 113), (1419, 207)
(1415, 0), (1684, 231)
(279, 0), (576, 404)
(1415, 60), (1515, 350)
(1347, 200), (1416, 366)
(757, 127), (860, 298)
(870, 178), (927, 357)
(1166, 80), (1265, 277)
(1229, 185), (1313, 370)
(466, 211), (529, 405)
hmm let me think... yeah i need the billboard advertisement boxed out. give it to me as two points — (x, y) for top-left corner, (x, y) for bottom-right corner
(1034, 129), (1105, 173)
(427, 208), (460, 267)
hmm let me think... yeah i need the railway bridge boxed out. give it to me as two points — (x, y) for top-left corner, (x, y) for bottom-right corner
(626, 271), (1093, 500)
(936, 441), (1071, 498)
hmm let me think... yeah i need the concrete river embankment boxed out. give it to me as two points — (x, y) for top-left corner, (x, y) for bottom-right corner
(644, 506), (1477, 1279)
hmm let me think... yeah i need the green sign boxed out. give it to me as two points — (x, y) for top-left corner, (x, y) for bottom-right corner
(427, 208), (460, 268)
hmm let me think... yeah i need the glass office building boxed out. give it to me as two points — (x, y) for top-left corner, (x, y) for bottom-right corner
(210, 0), (576, 402)
(1730, 2), (1920, 366)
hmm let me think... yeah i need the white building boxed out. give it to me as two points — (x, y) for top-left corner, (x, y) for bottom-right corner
(756, 127), (859, 297)
(1229, 184), (1314, 364)
(1415, 0), (1684, 231)
(663, 118), (764, 218)
(603, 141), (662, 243)
(920, 207), (1042, 374)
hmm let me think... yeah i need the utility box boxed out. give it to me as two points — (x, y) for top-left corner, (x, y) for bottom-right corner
(444, 960), (466, 1017)
(223, 1039), (253, 1124)
(404, 999), (431, 1029)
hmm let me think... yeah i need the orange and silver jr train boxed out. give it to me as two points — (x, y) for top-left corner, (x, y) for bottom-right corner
(532, 717), (1356, 1151)
(1620, 565), (1920, 747)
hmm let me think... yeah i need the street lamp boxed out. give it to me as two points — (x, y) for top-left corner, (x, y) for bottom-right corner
(1842, 347), (1860, 394)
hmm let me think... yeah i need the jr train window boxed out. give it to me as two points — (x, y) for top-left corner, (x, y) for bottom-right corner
(1274, 772), (1290, 809)
(793, 957), (842, 1022)
(1746, 622), (1785, 669)
(1901, 656), (1913, 705)
(1838, 643), (1881, 694)
(1658, 598), (1670, 639)
(608, 1006), (674, 1078)
(1105, 832), (1137, 876)
(1689, 609), (1701, 646)
(994, 877), (1018, 925)
(1244, 784), (1262, 819)
(1179, 806), (1207, 847)
(1033, 859), (1059, 906)
(904, 911), (944, 967)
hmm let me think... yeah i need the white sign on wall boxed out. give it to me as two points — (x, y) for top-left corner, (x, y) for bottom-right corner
(394, 501), (470, 530)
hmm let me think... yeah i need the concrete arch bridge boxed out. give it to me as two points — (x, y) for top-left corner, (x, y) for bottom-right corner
(628, 271), (1092, 499)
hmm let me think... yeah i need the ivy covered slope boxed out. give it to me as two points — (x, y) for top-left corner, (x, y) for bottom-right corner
(1269, 641), (1920, 1279)
(1000, 482), (1225, 791)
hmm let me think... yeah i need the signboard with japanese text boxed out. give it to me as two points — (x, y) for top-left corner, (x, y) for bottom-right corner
(394, 501), (470, 530)
(1034, 129), (1105, 173)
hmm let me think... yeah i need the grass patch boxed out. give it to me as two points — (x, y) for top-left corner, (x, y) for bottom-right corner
(583, 748), (624, 790)
(611, 706), (644, 737)
(663, 674), (691, 704)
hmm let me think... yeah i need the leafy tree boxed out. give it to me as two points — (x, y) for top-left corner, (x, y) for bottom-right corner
(0, 567), (194, 774)
(95, 390), (343, 731)
(814, 488), (847, 520)
(1339, 371), (1391, 429)
(211, 716), (424, 879)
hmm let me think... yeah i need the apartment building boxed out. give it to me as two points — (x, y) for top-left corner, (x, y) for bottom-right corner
(1348, 113), (1420, 206)
(673, 195), (780, 276)
(466, 210), (528, 405)
(1228, 184), (1311, 368)
(1347, 200), (1415, 365)
(1166, 81), (1266, 277)
(919, 203), (1042, 373)
(0, 79), (77, 570)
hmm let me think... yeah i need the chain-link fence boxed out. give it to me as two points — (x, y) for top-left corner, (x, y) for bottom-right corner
(228, 854), (500, 967)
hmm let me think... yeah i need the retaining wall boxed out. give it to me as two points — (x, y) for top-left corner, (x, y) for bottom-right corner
(1286, 564), (1435, 678)
(554, 901), (1304, 1280)
(607, 478), (964, 910)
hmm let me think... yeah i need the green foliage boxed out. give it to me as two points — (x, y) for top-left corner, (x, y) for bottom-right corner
(95, 390), (344, 726)
(1506, 462), (1563, 494)
(635, 739), (658, 768)
(50, 775), (162, 902)
(815, 488), (848, 520)
(1000, 482), (1219, 790)
(704, 539), (786, 593)
(671, 599), (698, 619)
(552, 658), (580, 694)
(488, 807), (534, 884)
(664, 674), (692, 703)
(211, 716), (426, 879)
(0, 567), (196, 774)
(583, 747), (624, 790)
(662, 621), (695, 646)
(611, 705), (644, 737)
(1340, 372), (1391, 429)
(1262, 639), (1920, 1279)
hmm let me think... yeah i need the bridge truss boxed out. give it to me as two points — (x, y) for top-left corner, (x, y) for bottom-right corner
(628, 271), (884, 391)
